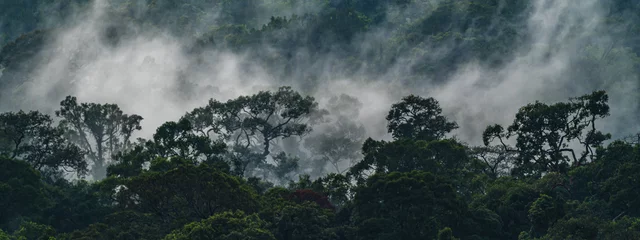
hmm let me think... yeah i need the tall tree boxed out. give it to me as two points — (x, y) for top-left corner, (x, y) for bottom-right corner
(0, 157), (50, 230)
(183, 86), (322, 177)
(118, 163), (260, 226)
(56, 96), (143, 179)
(386, 95), (458, 141)
(149, 118), (227, 166)
(0, 110), (87, 177)
(483, 90), (611, 177)
(163, 211), (275, 240)
(353, 171), (466, 240)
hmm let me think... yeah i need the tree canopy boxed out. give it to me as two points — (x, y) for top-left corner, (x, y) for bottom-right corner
(0, 88), (637, 239)
(2, 0), (640, 239)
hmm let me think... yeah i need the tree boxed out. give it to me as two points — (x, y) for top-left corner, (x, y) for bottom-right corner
(528, 194), (564, 237)
(118, 163), (259, 226)
(259, 192), (337, 240)
(269, 152), (299, 183)
(286, 189), (335, 211)
(58, 211), (165, 240)
(353, 171), (466, 240)
(472, 178), (540, 239)
(308, 173), (353, 208)
(469, 146), (514, 179)
(43, 179), (114, 234)
(11, 221), (57, 240)
(107, 118), (230, 179)
(0, 157), (50, 230)
(483, 91), (611, 177)
(386, 95), (458, 141)
(106, 143), (154, 178)
(438, 227), (459, 240)
(349, 138), (469, 182)
(304, 116), (365, 174)
(573, 141), (640, 219)
(149, 119), (227, 166)
(182, 86), (322, 177)
(226, 144), (266, 177)
(539, 216), (602, 240)
(0, 110), (87, 177)
(56, 96), (143, 179)
(0, 229), (8, 240)
(163, 211), (275, 240)
(599, 216), (640, 240)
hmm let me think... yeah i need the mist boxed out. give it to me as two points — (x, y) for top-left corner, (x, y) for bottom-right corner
(1, 0), (638, 175)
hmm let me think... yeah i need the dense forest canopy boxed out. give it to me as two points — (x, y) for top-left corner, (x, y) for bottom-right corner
(2, 0), (640, 239)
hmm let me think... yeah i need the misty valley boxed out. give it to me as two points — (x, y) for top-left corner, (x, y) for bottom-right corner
(2, 0), (640, 239)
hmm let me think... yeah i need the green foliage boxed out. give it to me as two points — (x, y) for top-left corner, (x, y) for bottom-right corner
(386, 95), (458, 141)
(599, 216), (640, 240)
(0, 229), (8, 240)
(0, 111), (87, 178)
(1, 0), (640, 238)
(12, 221), (56, 240)
(149, 118), (228, 168)
(541, 216), (602, 240)
(473, 178), (540, 239)
(260, 198), (336, 240)
(528, 194), (563, 236)
(42, 179), (114, 233)
(58, 211), (164, 240)
(182, 86), (320, 179)
(353, 171), (466, 239)
(56, 96), (143, 179)
(0, 79), (639, 240)
(164, 211), (274, 240)
(0, 157), (49, 230)
(118, 163), (259, 226)
(437, 227), (459, 240)
(350, 138), (472, 191)
(483, 91), (611, 177)
(270, 152), (299, 183)
(309, 173), (352, 208)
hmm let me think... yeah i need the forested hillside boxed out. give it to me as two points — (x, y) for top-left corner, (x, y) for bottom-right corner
(2, 0), (640, 239)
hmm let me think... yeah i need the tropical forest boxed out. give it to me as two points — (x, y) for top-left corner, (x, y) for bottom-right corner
(1, 0), (640, 239)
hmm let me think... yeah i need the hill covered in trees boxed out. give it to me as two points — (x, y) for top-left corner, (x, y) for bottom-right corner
(2, 88), (640, 240)
(2, 0), (640, 239)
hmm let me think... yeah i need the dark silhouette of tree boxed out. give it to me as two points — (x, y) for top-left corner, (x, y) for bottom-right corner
(118, 163), (259, 225)
(386, 95), (458, 141)
(0, 110), (87, 177)
(0, 157), (50, 230)
(286, 189), (336, 211)
(56, 96), (143, 179)
(468, 145), (514, 179)
(183, 86), (322, 178)
(353, 171), (465, 239)
(349, 138), (469, 182)
(483, 90), (611, 177)
(149, 118), (227, 165)
(164, 210), (275, 240)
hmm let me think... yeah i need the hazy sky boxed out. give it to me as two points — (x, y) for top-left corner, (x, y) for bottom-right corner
(2, 0), (637, 148)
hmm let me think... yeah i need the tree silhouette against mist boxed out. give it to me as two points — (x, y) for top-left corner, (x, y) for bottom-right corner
(386, 95), (458, 142)
(56, 96), (143, 179)
(0, 110), (87, 178)
(483, 90), (611, 177)
(183, 86), (323, 179)
(350, 94), (461, 181)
